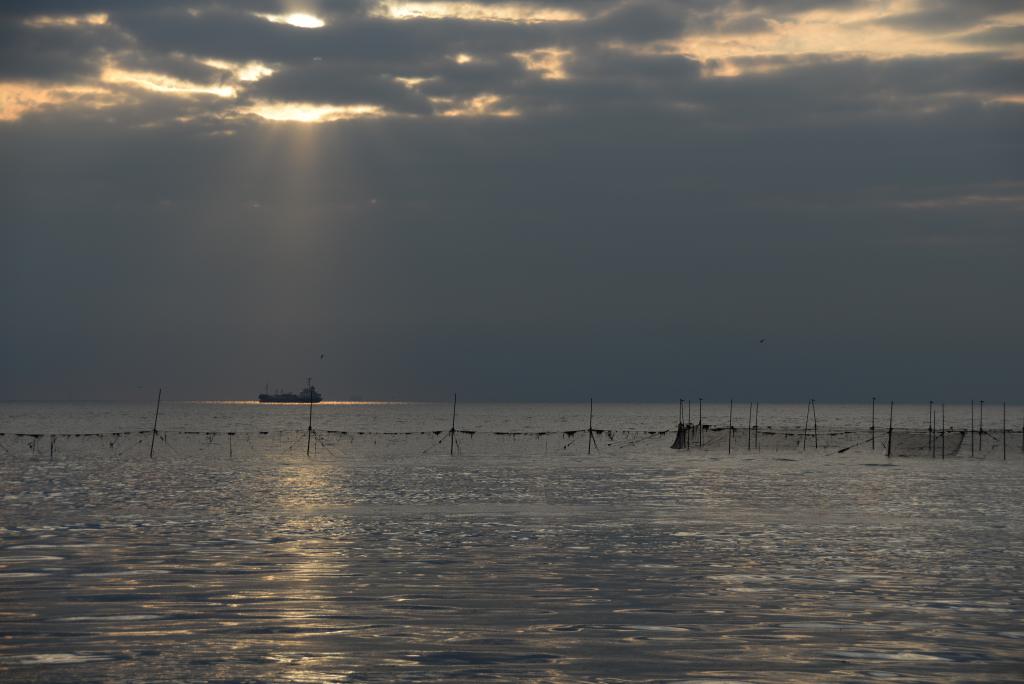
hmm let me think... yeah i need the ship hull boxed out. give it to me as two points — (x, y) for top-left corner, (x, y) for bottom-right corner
(258, 393), (322, 403)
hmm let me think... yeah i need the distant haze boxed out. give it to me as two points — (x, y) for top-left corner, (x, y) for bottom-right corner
(1, 1), (1022, 402)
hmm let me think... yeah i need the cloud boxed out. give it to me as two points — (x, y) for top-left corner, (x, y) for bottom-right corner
(874, 0), (1022, 33)
(0, 15), (122, 82)
(1, 0), (1021, 399)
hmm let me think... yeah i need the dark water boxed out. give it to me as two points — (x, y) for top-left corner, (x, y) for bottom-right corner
(1, 403), (1022, 681)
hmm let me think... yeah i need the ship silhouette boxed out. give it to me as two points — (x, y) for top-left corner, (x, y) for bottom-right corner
(259, 379), (322, 403)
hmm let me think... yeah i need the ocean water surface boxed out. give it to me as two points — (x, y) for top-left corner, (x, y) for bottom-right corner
(1, 401), (1022, 681)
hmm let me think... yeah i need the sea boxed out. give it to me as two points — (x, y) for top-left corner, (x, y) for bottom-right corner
(1, 401), (1022, 682)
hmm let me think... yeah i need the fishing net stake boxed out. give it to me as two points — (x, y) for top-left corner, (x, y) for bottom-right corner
(812, 399), (818, 448)
(979, 400), (984, 455)
(671, 398), (688, 450)
(148, 388), (162, 459)
(929, 401), (935, 458)
(803, 400), (811, 451)
(449, 393), (457, 456)
(970, 400), (975, 458)
(887, 400), (894, 458)
(306, 377), (314, 457)
(699, 398), (704, 448)
(587, 398), (595, 455)
(754, 402), (760, 451)
(871, 397), (876, 450)
(747, 402), (753, 451)
(728, 400), (733, 454)
(941, 403), (945, 459)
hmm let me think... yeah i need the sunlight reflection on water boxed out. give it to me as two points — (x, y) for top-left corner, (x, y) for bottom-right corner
(0, 403), (1022, 681)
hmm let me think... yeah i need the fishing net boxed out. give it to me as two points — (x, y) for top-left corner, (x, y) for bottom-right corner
(1, 424), (1021, 462)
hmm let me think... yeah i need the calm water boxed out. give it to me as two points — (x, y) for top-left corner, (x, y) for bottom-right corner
(1, 402), (1022, 681)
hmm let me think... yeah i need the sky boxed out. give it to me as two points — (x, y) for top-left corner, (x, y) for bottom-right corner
(1, 0), (1022, 402)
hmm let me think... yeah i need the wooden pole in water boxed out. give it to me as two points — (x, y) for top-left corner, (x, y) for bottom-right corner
(812, 399), (818, 448)
(803, 400), (811, 451)
(929, 401), (934, 458)
(871, 397), (876, 450)
(970, 400), (975, 458)
(755, 402), (760, 450)
(49, 435), (55, 463)
(1002, 402), (1006, 461)
(728, 399), (733, 454)
(450, 393), (457, 456)
(886, 400), (894, 458)
(749, 403), (757, 450)
(941, 403), (945, 459)
(979, 400), (984, 455)
(306, 377), (314, 458)
(588, 398), (594, 455)
(698, 398), (703, 448)
(148, 388), (162, 459)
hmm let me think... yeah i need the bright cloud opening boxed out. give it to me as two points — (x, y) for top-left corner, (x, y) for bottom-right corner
(375, 2), (583, 24)
(102, 66), (237, 98)
(241, 101), (385, 123)
(661, 3), (1024, 72)
(201, 59), (275, 83)
(434, 93), (519, 117)
(0, 83), (114, 121)
(512, 48), (572, 80)
(24, 13), (109, 28)
(258, 13), (326, 29)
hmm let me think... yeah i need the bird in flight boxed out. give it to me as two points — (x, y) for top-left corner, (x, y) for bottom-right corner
(759, 338), (766, 344)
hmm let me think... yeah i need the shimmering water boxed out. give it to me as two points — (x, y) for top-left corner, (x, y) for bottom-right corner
(1, 402), (1022, 681)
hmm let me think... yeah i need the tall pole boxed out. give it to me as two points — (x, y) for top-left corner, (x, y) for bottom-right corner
(979, 400), (984, 455)
(803, 399), (811, 451)
(306, 377), (314, 457)
(450, 393), (457, 455)
(1003, 402), (1007, 461)
(728, 399), (733, 455)
(812, 399), (818, 448)
(698, 398), (703, 448)
(747, 401), (752, 451)
(929, 400), (934, 458)
(755, 402), (759, 450)
(941, 403), (945, 459)
(588, 398), (594, 455)
(871, 397), (876, 450)
(886, 400), (894, 458)
(148, 388), (162, 459)
(970, 400), (975, 458)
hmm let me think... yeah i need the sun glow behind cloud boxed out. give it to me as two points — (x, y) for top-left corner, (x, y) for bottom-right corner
(434, 93), (519, 117)
(258, 13), (326, 29)
(2, 1), (1021, 126)
(102, 66), (237, 98)
(375, 1), (583, 23)
(512, 48), (571, 80)
(241, 101), (385, 123)
(0, 83), (113, 121)
(666, 4), (1024, 71)
(24, 13), (109, 28)
(201, 59), (275, 83)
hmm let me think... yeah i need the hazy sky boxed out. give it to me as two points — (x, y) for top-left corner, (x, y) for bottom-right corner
(1, 0), (1022, 402)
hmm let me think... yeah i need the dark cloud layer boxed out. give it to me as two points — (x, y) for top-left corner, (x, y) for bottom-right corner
(1, 0), (1022, 401)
